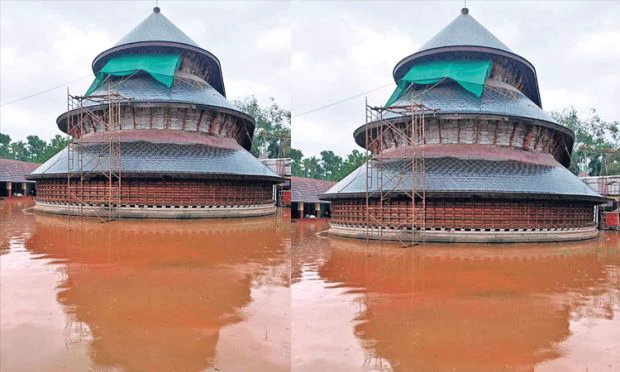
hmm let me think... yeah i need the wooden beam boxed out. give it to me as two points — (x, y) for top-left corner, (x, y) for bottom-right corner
(196, 110), (204, 132)
(508, 123), (517, 147)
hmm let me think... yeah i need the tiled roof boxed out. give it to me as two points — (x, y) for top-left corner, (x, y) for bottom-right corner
(0, 158), (39, 183)
(393, 80), (553, 123)
(28, 141), (282, 182)
(321, 157), (605, 202)
(291, 177), (336, 203)
(418, 9), (511, 53)
(85, 74), (239, 112)
(115, 9), (199, 48)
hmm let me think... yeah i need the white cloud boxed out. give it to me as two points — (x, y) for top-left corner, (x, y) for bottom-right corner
(257, 27), (291, 51)
(291, 1), (620, 158)
(577, 31), (620, 56)
(0, 1), (290, 141)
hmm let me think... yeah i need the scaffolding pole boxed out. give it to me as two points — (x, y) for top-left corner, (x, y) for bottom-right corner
(364, 94), (433, 246)
(66, 88), (126, 222)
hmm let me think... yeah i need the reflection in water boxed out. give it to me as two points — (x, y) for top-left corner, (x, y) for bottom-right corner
(3, 200), (619, 371)
(292, 220), (620, 371)
(1, 198), (290, 371)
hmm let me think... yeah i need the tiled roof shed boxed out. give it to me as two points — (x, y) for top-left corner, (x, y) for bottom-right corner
(0, 159), (40, 183)
(291, 177), (336, 204)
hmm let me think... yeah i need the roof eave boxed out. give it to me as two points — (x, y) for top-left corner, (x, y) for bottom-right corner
(27, 171), (284, 183)
(320, 191), (608, 204)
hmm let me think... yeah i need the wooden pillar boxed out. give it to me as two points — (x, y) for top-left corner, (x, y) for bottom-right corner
(7, 181), (12, 197)
(315, 202), (321, 217)
(298, 202), (304, 220)
(22, 182), (27, 195)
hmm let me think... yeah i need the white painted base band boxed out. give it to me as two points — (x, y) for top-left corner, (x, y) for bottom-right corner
(33, 202), (277, 219)
(328, 224), (599, 243)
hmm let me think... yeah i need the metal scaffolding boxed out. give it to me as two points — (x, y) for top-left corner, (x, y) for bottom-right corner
(66, 88), (126, 222)
(364, 95), (432, 246)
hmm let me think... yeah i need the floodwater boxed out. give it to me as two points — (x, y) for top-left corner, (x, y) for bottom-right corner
(1, 198), (290, 371)
(2, 200), (619, 371)
(292, 220), (620, 372)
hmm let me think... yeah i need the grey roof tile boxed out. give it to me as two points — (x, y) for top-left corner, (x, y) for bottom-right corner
(115, 10), (199, 48)
(391, 80), (554, 123)
(291, 177), (336, 203)
(321, 157), (604, 201)
(418, 9), (511, 53)
(28, 141), (281, 182)
(87, 75), (239, 112)
(0, 159), (39, 183)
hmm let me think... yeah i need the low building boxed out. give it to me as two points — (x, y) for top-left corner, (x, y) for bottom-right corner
(260, 158), (291, 207)
(0, 159), (39, 197)
(580, 175), (619, 229)
(291, 177), (336, 219)
(580, 176), (620, 199)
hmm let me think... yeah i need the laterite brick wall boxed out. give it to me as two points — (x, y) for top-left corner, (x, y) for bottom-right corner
(330, 198), (595, 230)
(36, 178), (274, 207)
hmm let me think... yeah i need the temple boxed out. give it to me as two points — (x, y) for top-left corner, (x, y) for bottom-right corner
(321, 8), (606, 242)
(27, 7), (282, 218)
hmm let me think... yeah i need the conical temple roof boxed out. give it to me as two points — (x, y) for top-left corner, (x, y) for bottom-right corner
(418, 8), (511, 53)
(393, 7), (541, 107)
(92, 6), (226, 96)
(115, 7), (199, 48)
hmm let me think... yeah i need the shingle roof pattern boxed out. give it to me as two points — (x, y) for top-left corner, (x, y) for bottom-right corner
(291, 177), (336, 203)
(0, 159), (40, 183)
(321, 157), (604, 201)
(390, 80), (555, 123)
(28, 142), (281, 181)
(418, 10), (512, 53)
(86, 75), (238, 112)
(115, 11), (199, 48)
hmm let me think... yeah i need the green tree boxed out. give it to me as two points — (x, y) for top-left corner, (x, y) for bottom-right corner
(552, 107), (620, 176)
(233, 96), (291, 158)
(8, 141), (29, 161)
(291, 147), (369, 181)
(290, 148), (304, 177)
(320, 150), (343, 181)
(0, 133), (11, 159)
(301, 156), (324, 179)
(0, 132), (69, 164)
(26, 135), (47, 162)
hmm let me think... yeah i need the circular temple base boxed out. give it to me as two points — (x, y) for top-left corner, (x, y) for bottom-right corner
(33, 202), (277, 219)
(327, 224), (599, 243)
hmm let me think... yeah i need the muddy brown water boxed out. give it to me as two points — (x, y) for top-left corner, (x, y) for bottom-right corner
(2, 199), (619, 371)
(1, 198), (290, 371)
(291, 220), (620, 372)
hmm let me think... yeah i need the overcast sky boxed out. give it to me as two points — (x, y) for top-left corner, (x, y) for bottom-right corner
(0, 0), (290, 141)
(1, 1), (619, 159)
(292, 0), (620, 157)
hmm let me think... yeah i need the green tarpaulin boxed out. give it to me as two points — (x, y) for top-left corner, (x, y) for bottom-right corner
(386, 59), (492, 106)
(85, 54), (181, 96)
